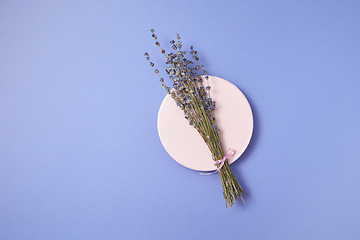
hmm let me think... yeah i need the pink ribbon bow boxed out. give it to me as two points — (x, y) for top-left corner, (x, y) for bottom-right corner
(200, 148), (235, 175)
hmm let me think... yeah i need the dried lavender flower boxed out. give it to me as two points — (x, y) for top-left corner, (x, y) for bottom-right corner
(144, 29), (246, 208)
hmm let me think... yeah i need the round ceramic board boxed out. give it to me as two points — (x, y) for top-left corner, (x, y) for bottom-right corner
(157, 76), (253, 171)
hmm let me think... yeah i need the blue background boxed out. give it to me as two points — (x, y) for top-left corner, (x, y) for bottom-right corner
(1, 0), (359, 239)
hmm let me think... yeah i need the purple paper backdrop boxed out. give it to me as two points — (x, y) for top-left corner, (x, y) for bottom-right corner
(1, 0), (360, 239)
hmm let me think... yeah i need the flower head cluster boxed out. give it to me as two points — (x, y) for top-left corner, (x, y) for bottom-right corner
(145, 29), (221, 159)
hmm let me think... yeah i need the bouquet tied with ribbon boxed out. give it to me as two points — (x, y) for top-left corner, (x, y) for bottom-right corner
(144, 29), (246, 208)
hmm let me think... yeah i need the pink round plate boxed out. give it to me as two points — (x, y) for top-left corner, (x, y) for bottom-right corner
(157, 76), (253, 171)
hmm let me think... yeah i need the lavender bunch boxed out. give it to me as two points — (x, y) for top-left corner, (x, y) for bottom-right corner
(145, 29), (246, 208)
